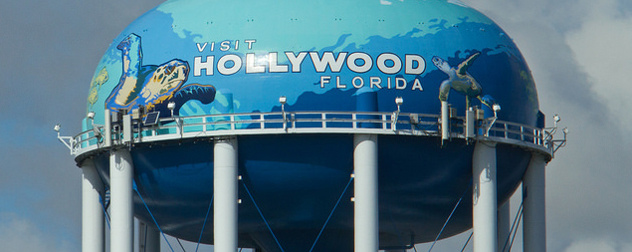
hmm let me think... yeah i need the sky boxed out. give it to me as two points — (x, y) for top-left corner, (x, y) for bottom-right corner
(0, 0), (631, 251)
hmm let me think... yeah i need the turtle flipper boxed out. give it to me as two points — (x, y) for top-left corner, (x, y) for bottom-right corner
(477, 95), (496, 110)
(456, 52), (480, 77)
(174, 84), (216, 104)
(171, 84), (217, 113)
(148, 84), (216, 117)
(105, 33), (143, 112)
(439, 80), (451, 102)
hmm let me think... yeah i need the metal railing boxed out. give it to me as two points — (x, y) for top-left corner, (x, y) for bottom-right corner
(67, 111), (557, 157)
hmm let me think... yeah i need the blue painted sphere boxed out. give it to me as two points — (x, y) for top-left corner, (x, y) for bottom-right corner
(84, 0), (539, 250)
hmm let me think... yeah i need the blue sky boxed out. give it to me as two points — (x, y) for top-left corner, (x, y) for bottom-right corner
(1, 0), (631, 251)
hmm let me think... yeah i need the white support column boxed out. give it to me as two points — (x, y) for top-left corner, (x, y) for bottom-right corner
(498, 200), (510, 251)
(353, 134), (379, 252)
(441, 101), (449, 141)
(214, 137), (239, 252)
(139, 222), (160, 252)
(110, 148), (135, 252)
(81, 159), (105, 252)
(472, 141), (498, 252)
(523, 154), (546, 252)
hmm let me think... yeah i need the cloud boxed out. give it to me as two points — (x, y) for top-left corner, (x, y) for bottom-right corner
(0, 212), (77, 251)
(0, 0), (165, 251)
(565, 0), (632, 132)
(464, 0), (632, 251)
(1, 0), (629, 251)
(563, 238), (632, 252)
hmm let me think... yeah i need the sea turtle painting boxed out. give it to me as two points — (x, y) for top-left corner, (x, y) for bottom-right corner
(432, 52), (495, 109)
(105, 33), (216, 117)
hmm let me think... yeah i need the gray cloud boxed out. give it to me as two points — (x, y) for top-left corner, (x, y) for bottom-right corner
(0, 1), (164, 251)
(2, 0), (630, 251)
(465, 0), (632, 251)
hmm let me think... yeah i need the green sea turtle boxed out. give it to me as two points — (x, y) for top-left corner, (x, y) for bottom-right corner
(105, 33), (216, 117)
(432, 52), (486, 108)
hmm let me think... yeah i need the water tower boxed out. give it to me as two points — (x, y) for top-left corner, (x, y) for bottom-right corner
(56, 0), (567, 251)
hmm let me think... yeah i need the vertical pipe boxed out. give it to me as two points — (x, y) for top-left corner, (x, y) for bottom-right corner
(523, 154), (546, 252)
(472, 141), (498, 252)
(466, 108), (476, 139)
(214, 137), (239, 252)
(110, 148), (135, 252)
(353, 134), (379, 252)
(81, 159), (105, 252)
(104, 109), (112, 147)
(441, 101), (449, 141)
(139, 222), (161, 252)
(497, 201), (510, 251)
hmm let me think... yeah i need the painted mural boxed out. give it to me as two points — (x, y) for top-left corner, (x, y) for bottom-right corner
(82, 0), (542, 248)
(85, 0), (538, 129)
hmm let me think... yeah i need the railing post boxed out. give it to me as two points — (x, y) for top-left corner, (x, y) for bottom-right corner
(322, 113), (327, 128)
(282, 111), (287, 131)
(382, 114), (387, 130)
(291, 113), (296, 129)
(230, 115), (236, 130)
(203, 116), (207, 133)
(352, 113), (357, 129)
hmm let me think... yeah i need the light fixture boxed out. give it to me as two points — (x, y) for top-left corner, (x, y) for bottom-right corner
(87, 111), (95, 120)
(167, 101), (176, 111)
(395, 97), (403, 113)
(492, 104), (501, 112)
(168, 101), (176, 117)
(279, 96), (287, 114)
(54, 123), (74, 154)
(395, 97), (403, 106)
(553, 114), (560, 123)
(392, 97), (403, 131)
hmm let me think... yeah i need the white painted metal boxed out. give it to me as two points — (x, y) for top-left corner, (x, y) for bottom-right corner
(214, 137), (239, 252)
(110, 148), (135, 252)
(498, 200), (510, 251)
(441, 101), (449, 141)
(139, 222), (161, 252)
(123, 114), (133, 144)
(466, 108), (476, 139)
(523, 154), (546, 252)
(71, 111), (553, 158)
(81, 159), (105, 252)
(104, 109), (111, 147)
(472, 141), (498, 252)
(353, 134), (379, 252)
